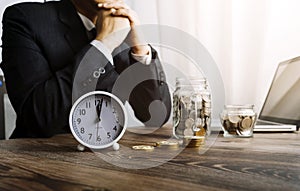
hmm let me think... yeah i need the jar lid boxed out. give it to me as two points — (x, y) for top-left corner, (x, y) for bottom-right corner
(175, 77), (208, 89)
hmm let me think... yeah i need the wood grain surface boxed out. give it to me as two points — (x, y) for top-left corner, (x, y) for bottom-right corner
(0, 126), (299, 191)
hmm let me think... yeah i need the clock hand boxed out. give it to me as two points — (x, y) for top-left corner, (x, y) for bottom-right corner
(96, 98), (104, 121)
(96, 122), (99, 141)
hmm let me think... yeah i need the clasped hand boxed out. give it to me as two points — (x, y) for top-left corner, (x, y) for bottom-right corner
(96, 0), (149, 55)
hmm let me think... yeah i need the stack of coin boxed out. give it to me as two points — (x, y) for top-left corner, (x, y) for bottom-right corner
(173, 92), (211, 141)
(221, 115), (256, 136)
(183, 137), (205, 147)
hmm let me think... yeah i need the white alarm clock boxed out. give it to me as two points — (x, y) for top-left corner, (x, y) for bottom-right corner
(69, 91), (127, 151)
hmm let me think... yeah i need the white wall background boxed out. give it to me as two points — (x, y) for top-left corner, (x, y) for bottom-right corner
(126, 0), (300, 112)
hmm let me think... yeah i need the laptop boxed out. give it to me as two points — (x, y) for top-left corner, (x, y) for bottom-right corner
(254, 56), (300, 132)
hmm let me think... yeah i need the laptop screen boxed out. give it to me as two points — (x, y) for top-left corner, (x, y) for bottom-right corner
(259, 56), (300, 126)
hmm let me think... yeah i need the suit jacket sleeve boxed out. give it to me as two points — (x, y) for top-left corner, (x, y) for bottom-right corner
(73, 44), (172, 128)
(111, 45), (172, 127)
(1, 5), (77, 137)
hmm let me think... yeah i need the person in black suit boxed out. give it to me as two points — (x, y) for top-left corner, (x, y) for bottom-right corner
(1, 0), (171, 138)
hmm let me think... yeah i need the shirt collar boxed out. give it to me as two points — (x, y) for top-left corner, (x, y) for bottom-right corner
(77, 12), (95, 31)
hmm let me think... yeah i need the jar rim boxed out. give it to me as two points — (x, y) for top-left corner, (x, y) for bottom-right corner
(224, 104), (255, 109)
(176, 76), (207, 81)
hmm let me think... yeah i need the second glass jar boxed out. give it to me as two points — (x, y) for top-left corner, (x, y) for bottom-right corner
(220, 104), (257, 137)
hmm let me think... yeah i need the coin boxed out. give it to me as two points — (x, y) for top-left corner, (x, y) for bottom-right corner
(241, 116), (253, 129)
(156, 140), (180, 148)
(181, 96), (191, 104)
(110, 8), (116, 14)
(189, 110), (196, 118)
(203, 101), (211, 107)
(184, 128), (194, 137)
(185, 118), (194, 129)
(202, 94), (211, 102)
(192, 93), (202, 101)
(194, 101), (203, 109)
(228, 115), (240, 123)
(203, 108), (211, 116)
(132, 145), (154, 151)
(184, 137), (205, 147)
(194, 118), (203, 130)
(195, 126), (206, 137)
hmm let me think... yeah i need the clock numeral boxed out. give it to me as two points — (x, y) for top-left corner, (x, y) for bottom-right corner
(95, 99), (101, 106)
(80, 127), (85, 134)
(79, 109), (86, 115)
(113, 126), (117, 132)
(86, 102), (91, 108)
(77, 118), (81, 125)
(107, 132), (111, 139)
(97, 136), (101, 142)
(88, 133), (92, 140)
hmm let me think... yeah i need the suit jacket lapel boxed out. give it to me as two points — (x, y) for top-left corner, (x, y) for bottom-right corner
(58, 0), (89, 53)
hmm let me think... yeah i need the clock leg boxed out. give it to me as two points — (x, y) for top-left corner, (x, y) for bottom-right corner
(113, 143), (120, 151)
(77, 144), (85, 151)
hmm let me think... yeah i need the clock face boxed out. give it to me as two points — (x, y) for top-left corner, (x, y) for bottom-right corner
(69, 91), (127, 149)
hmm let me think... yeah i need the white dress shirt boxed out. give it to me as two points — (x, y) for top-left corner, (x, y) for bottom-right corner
(78, 13), (152, 65)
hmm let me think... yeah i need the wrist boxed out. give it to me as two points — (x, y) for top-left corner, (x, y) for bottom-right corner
(96, 38), (114, 54)
(131, 45), (150, 55)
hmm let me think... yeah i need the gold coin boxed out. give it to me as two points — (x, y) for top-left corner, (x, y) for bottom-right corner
(241, 117), (253, 129)
(132, 145), (154, 151)
(156, 140), (180, 148)
(195, 127), (206, 136)
(184, 138), (205, 147)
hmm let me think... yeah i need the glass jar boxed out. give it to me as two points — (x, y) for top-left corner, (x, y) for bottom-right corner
(173, 77), (211, 146)
(220, 104), (257, 137)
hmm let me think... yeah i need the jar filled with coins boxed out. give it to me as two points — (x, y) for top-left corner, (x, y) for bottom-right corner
(173, 77), (211, 147)
(220, 105), (257, 137)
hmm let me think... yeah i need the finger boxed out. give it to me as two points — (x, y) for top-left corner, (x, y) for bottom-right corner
(111, 8), (139, 25)
(98, 1), (129, 10)
(110, 8), (117, 14)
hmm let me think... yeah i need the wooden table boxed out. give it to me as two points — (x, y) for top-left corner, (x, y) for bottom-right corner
(0, 126), (300, 191)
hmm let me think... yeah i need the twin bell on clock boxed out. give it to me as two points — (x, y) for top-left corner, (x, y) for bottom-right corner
(69, 91), (127, 151)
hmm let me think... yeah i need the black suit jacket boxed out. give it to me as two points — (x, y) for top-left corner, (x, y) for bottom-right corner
(1, 0), (171, 138)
